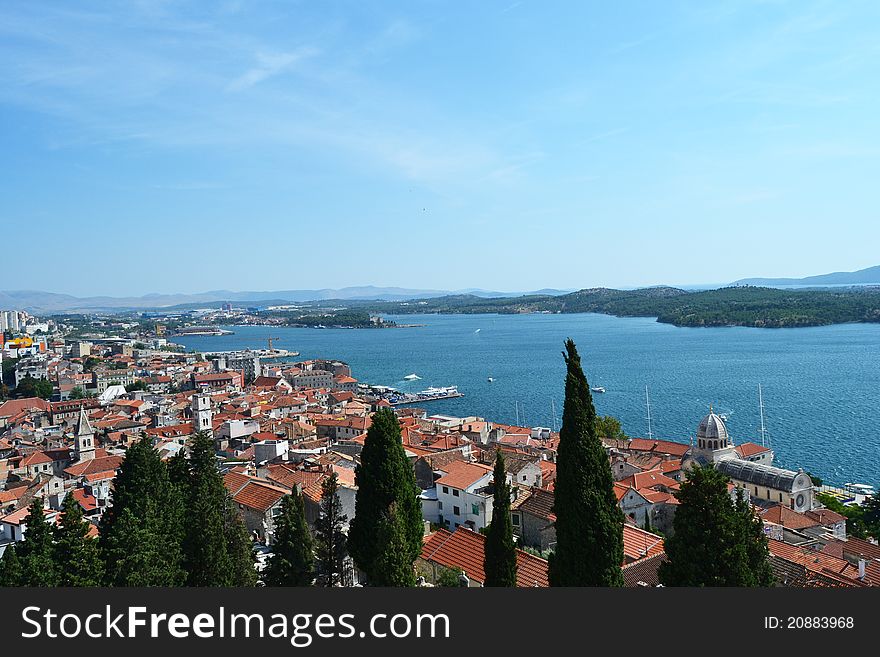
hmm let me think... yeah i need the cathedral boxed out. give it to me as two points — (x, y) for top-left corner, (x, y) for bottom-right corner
(681, 411), (814, 512)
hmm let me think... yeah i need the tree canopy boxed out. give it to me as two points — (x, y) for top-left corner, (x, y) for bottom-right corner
(659, 465), (773, 587)
(348, 408), (423, 586)
(483, 450), (517, 587)
(263, 490), (314, 587)
(548, 339), (624, 587)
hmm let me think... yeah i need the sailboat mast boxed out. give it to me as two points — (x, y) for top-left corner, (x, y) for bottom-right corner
(551, 399), (558, 433)
(645, 385), (654, 440)
(515, 401), (520, 427)
(758, 384), (768, 448)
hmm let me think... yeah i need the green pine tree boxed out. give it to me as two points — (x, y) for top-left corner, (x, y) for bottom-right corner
(180, 431), (254, 586)
(263, 490), (315, 586)
(315, 473), (349, 587)
(734, 488), (775, 586)
(548, 339), (625, 586)
(16, 499), (58, 586)
(659, 464), (773, 586)
(225, 501), (259, 586)
(348, 408), (423, 585)
(167, 448), (190, 490)
(99, 437), (186, 586)
(0, 543), (23, 586)
(54, 493), (103, 586)
(864, 489), (880, 539)
(371, 503), (417, 587)
(483, 450), (518, 587)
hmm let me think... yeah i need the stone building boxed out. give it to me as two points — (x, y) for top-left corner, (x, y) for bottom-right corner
(682, 411), (814, 512)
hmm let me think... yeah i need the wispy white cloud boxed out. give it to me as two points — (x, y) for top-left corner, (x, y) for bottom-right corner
(227, 47), (318, 91)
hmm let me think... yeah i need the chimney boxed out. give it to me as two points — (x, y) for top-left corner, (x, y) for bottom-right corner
(858, 559), (866, 581)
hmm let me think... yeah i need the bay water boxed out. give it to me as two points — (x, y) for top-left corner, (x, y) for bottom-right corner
(175, 313), (880, 486)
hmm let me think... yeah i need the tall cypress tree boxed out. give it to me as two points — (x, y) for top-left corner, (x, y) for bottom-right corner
(180, 431), (255, 586)
(315, 472), (349, 586)
(16, 499), (58, 586)
(734, 487), (775, 586)
(348, 408), (423, 585)
(549, 339), (625, 586)
(99, 437), (185, 586)
(659, 464), (773, 586)
(226, 501), (259, 586)
(371, 503), (418, 587)
(54, 493), (103, 586)
(263, 490), (314, 586)
(0, 543), (23, 586)
(483, 450), (517, 587)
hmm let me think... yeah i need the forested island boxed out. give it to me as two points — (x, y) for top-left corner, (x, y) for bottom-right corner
(345, 286), (880, 329)
(268, 310), (395, 329)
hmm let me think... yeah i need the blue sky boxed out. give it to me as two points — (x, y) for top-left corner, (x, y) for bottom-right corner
(2, 0), (879, 296)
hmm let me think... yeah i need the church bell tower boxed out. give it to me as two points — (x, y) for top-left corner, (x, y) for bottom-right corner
(74, 406), (96, 462)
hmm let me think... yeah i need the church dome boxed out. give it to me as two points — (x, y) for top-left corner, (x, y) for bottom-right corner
(696, 411), (729, 450)
(697, 412), (728, 441)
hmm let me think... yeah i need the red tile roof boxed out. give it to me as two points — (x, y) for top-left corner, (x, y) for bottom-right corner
(0, 397), (51, 418)
(223, 471), (252, 496)
(768, 539), (861, 581)
(71, 488), (98, 512)
(618, 469), (679, 491)
(64, 455), (124, 478)
(20, 451), (53, 466)
(627, 438), (690, 457)
(622, 525), (665, 562)
(735, 442), (772, 458)
(435, 460), (493, 491)
(233, 480), (287, 512)
(761, 505), (821, 530)
(421, 527), (549, 587)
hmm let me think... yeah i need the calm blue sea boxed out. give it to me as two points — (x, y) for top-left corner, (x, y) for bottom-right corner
(174, 313), (880, 486)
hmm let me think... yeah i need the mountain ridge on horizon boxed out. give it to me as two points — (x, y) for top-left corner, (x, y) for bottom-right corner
(4, 264), (878, 313)
(731, 264), (880, 287)
(0, 286), (578, 314)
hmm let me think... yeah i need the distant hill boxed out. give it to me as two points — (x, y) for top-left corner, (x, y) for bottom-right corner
(353, 285), (880, 328)
(0, 286), (574, 313)
(732, 265), (880, 287)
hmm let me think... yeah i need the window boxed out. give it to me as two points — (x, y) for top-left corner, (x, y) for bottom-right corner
(442, 486), (449, 494)
(522, 475), (527, 481)
(452, 489), (460, 497)
(512, 514), (520, 526)
(453, 506), (460, 516)
(438, 501), (443, 510)
(471, 503), (479, 516)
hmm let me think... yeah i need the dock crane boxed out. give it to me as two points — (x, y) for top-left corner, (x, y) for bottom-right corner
(266, 337), (281, 350)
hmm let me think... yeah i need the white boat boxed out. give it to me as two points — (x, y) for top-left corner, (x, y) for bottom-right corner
(403, 373), (421, 381)
(591, 386), (606, 393)
(844, 483), (876, 496)
(487, 377), (495, 383)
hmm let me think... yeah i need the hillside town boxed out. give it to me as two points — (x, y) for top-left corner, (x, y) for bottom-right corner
(1, 308), (879, 588)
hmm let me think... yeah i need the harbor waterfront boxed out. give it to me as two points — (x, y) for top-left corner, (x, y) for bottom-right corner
(174, 312), (880, 487)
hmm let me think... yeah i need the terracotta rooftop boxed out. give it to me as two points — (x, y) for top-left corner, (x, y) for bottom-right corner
(435, 460), (493, 491)
(421, 527), (549, 587)
(622, 525), (666, 562)
(735, 442), (772, 458)
(233, 480), (288, 512)
(627, 438), (690, 457)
